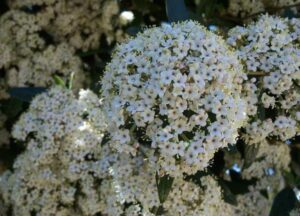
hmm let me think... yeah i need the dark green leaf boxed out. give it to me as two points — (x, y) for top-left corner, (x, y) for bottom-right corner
(8, 87), (47, 102)
(284, 171), (296, 186)
(222, 176), (256, 195)
(0, 98), (24, 119)
(165, 0), (190, 22)
(243, 144), (259, 169)
(258, 103), (266, 121)
(151, 206), (166, 216)
(219, 180), (238, 205)
(269, 188), (297, 216)
(283, 171), (300, 188)
(156, 173), (174, 203)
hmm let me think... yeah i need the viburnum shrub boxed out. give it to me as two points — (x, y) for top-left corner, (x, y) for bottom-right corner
(102, 20), (248, 176)
(0, 16), (299, 216)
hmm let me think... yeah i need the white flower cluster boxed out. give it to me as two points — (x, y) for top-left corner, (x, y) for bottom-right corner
(8, 0), (123, 51)
(227, 0), (265, 18)
(164, 176), (234, 216)
(228, 16), (300, 111)
(242, 77), (259, 117)
(102, 21), (247, 176)
(244, 117), (297, 145)
(0, 0), (124, 96)
(100, 152), (235, 216)
(0, 86), (237, 216)
(99, 148), (159, 216)
(0, 87), (108, 215)
(101, 162), (235, 216)
(0, 10), (88, 90)
(290, 208), (300, 216)
(7, 43), (87, 88)
(227, 0), (300, 18)
(0, 10), (45, 66)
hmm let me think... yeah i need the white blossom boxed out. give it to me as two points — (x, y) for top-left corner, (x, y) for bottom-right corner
(102, 20), (247, 176)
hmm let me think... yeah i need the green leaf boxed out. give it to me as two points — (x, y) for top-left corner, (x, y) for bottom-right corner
(284, 171), (296, 187)
(156, 173), (174, 203)
(219, 180), (238, 205)
(151, 206), (166, 216)
(165, 0), (190, 22)
(269, 188), (297, 216)
(283, 171), (300, 188)
(0, 98), (24, 119)
(243, 144), (259, 169)
(8, 87), (47, 102)
(52, 75), (66, 87)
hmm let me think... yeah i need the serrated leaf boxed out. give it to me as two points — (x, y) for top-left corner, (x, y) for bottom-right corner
(8, 87), (47, 102)
(269, 188), (296, 216)
(165, 0), (190, 22)
(156, 173), (174, 203)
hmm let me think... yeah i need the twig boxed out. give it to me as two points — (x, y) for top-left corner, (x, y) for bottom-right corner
(248, 72), (270, 76)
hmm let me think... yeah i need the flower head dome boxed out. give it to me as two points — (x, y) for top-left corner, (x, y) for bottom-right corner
(102, 21), (247, 176)
(228, 15), (300, 95)
(228, 15), (299, 150)
(0, 87), (108, 215)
